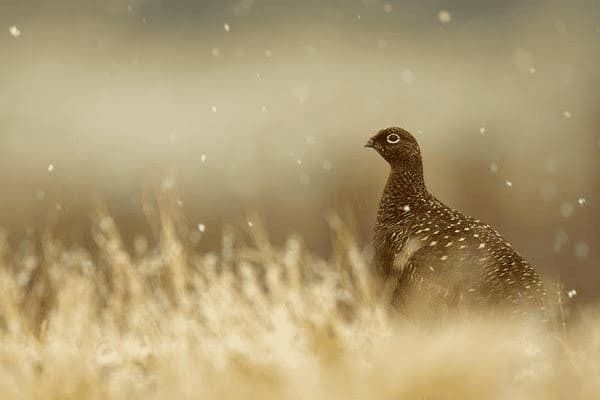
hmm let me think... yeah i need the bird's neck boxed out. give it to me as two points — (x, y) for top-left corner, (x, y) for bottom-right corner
(377, 167), (428, 225)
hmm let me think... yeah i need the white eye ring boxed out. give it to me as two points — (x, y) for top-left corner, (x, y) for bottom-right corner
(386, 133), (400, 144)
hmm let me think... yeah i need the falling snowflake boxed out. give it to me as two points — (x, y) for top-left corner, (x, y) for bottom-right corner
(247, 221), (254, 227)
(161, 176), (176, 190)
(513, 48), (535, 74)
(574, 242), (590, 259)
(200, 154), (207, 163)
(438, 10), (451, 24)
(9, 26), (21, 38)
(211, 48), (220, 57)
(48, 164), (55, 172)
(224, 23), (230, 32)
(261, 105), (267, 112)
(296, 159), (302, 166)
(401, 69), (415, 84)
(578, 197), (586, 206)
(197, 224), (206, 233)
(560, 202), (574, 218)
(505, 180), (513, 188)
(529, 67), (536, 74)
(553, 230), (568, 252)
(403, 205), (411, 212)
(489, 163), (498, 173)
(563, 111), (572, 119)
(567, 289), (577, 299)
(264, 49), (273, 58)
(211, 105), (217, 113)
(479, 127), (487, 135)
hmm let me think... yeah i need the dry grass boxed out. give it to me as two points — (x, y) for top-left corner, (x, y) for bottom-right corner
(0, 197), (598, 400)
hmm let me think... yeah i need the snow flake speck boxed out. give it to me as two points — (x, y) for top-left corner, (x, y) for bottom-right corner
(9, 26), (21, 38)
(211, 105), (217, 113)
(440, 255), (448, 261)
(197, 224), (206, 233)
(247, 221), (254, 228)
(574, 242), (590, 259)
(200, 154), (207, 163)
(562, 111), (572, 119)
(161, 176), (175, 190)
(437, 10), (451, 23)
(224, 23), (230, 32)
(47, 164), (55, 173)
(479, 127), (487, 135)
(505, 180), (513, 188)
(560, 202), (574, 218)
(403, 205), (411, 212)
(578, 197), (586, 206)
(553, 230), (568, 252)
(401, 69), (415, 84)
(567, 289), (577, 299)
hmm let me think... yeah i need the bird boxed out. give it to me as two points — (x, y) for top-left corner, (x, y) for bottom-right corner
(365, 127), (546, 318)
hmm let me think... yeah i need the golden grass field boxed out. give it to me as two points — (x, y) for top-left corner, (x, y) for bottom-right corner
(0, 194), (598, 400)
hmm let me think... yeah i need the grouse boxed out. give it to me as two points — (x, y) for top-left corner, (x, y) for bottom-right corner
(366, 127), (546, 316)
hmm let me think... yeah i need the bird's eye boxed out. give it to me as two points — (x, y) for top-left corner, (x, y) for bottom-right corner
(386, 133), (400, 144)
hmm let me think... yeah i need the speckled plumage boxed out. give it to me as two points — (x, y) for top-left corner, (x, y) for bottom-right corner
(367, 127), (546, 315)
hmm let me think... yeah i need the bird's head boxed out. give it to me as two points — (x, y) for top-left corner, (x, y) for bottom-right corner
(365, 127), (422, 170)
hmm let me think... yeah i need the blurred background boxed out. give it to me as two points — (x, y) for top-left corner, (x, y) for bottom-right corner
(0, 0), (598, 299)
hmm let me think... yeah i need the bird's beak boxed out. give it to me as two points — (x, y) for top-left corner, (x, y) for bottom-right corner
(364, 138), (375, 148)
